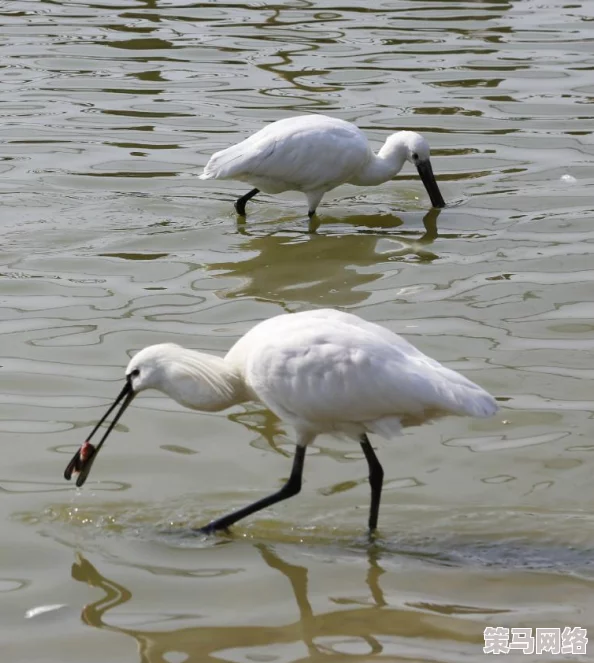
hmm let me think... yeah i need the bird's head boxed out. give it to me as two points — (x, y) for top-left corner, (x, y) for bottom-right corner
(62, 344), (184, 488)
(125, 343), (178, 394)
(63, 343), (241, 488)
(399, 131), (432, 167)
(390, 131), (446, 209)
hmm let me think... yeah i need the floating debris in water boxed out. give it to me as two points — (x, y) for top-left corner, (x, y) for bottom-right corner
(560, 174), (577, 184)
(24, 604), (68, 619)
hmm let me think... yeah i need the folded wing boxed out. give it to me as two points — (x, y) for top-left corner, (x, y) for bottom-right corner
(244, 315), (497, 439)
(200, 115), (372, 193)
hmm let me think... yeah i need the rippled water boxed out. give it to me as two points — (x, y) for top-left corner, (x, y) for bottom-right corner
(1, 1), (594, 661)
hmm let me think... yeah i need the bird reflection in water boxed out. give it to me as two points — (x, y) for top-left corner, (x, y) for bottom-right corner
(236, 206), (440, 242)
(214, 208), (442, 310)
(70, 540), (477, 662)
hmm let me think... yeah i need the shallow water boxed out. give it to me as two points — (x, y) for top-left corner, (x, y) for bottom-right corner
(1, 1), (594, 661)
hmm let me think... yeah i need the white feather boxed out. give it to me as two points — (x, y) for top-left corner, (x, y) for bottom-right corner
(129, 311), (497, 439)
(225, 310), (497, 440)
(200, 114), (445, 214)
(77, 309), (498, 532)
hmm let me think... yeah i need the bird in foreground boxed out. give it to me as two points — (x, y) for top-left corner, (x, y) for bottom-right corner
(199, 114), (446, 218)
(65, 309), (497, 535)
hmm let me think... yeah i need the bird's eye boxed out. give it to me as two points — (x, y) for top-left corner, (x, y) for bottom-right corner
(412, 152), (419, 161)
(128, 369), (140, 380)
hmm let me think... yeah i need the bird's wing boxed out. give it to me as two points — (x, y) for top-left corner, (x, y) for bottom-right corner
(292, 309), (437, 362)
(244, 319), (497, 438)
(200, 116), (371, 190)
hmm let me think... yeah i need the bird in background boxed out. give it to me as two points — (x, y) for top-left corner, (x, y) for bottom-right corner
(200, 114), (446, 218)
(64, 309), (497, 535)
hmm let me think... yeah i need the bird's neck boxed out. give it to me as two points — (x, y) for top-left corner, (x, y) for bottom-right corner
(348, 139), (407, 186)
(163, 351), (247, 413)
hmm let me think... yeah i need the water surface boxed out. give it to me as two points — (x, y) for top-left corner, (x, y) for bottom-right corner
(1, 1), (594, 661)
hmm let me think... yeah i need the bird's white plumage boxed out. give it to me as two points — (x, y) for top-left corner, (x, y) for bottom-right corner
(129, 309), (497, 446)
(226, 309), (497, 440)
(74, 309), (497, 532)
(201, 115), (370, 194)
(199, 114), (444, 214)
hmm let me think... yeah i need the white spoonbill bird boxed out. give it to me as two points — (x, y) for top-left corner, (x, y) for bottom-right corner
(200, 114), (446, 218)
(65, 309), (496, 535)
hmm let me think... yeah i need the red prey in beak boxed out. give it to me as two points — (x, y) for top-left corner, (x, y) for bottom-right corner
(64, 379), (135, 488)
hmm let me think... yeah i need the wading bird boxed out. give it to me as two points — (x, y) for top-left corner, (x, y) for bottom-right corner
(200, 114), (446, 218)
(65, 309), (497, 535)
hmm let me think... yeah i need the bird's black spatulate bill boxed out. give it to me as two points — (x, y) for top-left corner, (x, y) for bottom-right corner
(417, 160), (445, 208)
(64, 381), (135, 487)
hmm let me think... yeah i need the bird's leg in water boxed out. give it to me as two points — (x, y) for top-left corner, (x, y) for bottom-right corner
(234, 188), (259, 216)
(360, 434), (384, 533)
(198, 445), (306, 534)
(305, 191), (324, 219)
(307, 216), (321, 234)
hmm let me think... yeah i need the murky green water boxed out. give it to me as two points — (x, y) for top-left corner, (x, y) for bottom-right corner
(1, 1), (594, 661)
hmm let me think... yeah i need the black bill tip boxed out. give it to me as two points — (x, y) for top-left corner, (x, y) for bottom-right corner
(63, 379), (135, 488)
(417, 159), (446, 209)
(64, 441), (98, 487)
(64, 450), (81, 482)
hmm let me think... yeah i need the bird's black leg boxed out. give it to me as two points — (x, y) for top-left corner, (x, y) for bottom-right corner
(198, 445), (306, 535)
(307, 209), (316, 219)
(234, 188), (259, 216)
(360, 434), (384, 533)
